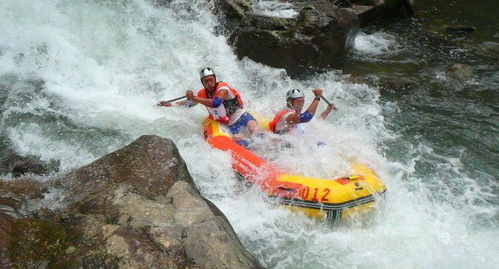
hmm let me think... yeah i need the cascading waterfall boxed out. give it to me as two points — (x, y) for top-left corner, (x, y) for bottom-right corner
(1, 0), (497, 268)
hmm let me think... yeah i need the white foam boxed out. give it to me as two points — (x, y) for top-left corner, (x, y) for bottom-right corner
(353, 31), (404, 56)
(253, 0), (298, 18)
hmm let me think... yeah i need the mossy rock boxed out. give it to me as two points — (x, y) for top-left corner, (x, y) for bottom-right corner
(0, 178), (47, 200)
(9, 218), (82, 268)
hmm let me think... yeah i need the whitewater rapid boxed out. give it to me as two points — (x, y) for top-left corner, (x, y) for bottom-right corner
(1, 1), (498, 268)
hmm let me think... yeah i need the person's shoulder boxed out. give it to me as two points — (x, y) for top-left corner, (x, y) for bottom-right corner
(196, 88), (205, 95)
(216, 82), (232, 97)
(273, 108), (293, 120)
(217, 81), (231, 89)
(285, 110), (295, 115)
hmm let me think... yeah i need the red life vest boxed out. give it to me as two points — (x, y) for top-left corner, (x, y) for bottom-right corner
(197, 82), (244, 124)
(269, 109), (294, 134)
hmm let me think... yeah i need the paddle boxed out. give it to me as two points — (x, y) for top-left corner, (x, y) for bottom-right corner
(157, 95), (187, 106)
(320, 95), (337, 110)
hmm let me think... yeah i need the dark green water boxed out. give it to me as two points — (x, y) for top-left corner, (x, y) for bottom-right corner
(343, 0), (498, 188)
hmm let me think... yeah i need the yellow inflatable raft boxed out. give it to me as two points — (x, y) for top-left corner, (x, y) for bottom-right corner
(203, 117), (387, 222)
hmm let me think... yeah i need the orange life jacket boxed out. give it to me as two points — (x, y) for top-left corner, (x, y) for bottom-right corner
(269, 109), (294, 134)
(197, 82), (244, 124)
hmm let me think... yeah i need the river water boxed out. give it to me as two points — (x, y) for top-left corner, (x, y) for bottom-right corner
(1, 0), (497, 268)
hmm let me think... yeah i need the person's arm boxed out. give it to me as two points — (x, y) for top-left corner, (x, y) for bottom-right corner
(319, 103), (335, 120)
(187, 89), (228, 108)
(285, 88), (323, 124)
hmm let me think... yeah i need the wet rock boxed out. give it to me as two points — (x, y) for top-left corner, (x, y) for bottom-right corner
(6, 218), (81, 268)
(350, 0), (382, 5)
(1, 135), (263, 268)
(64, 135), (194, 203)
(0, 152), (48, 177)
(351, 0), (414, 26)
(332, 0), (353, 8)
(0, 179), (53, 268)
(167, 181), (260, 268)
(213, 0), (252, 32)
(0, 140), (59, 177)
(445, 25), (476, 35)
(229, 1), (359, 75)
(0, 199), (16, 268)
(373, 76), (418, 97)
(446, 63), (473, 80)
(286, 1), (415, 24)
(0, 178), (48, 206)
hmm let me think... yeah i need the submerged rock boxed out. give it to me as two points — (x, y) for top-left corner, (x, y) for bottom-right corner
(446, 63), (474, 81)
(0, 149), (57, 177)
(0, 137), (60, 177)
(229, 1), (359, 75)
(445, 25), (476, 35)
(0, 135), (263, 268)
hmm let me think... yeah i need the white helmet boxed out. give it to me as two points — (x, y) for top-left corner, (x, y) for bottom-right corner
(286, 89), (305, 100)
(199, 67), (216, 80)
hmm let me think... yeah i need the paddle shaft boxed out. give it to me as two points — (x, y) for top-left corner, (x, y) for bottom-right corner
(163, 95), (187, 104)
(320, 95), (336, 109)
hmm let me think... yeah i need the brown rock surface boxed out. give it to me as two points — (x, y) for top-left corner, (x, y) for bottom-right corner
(0, 135), (263, 268)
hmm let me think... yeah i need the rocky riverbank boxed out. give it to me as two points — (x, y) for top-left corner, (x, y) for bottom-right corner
(0, 135), (263, 268)
(214, 0), (414, 75)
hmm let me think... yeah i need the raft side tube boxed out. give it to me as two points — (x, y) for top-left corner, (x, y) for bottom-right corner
(202, 118), (387, 221)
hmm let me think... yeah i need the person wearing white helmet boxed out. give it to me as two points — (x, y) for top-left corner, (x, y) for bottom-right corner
(269, 88), (335, 134)
(158, 67), (259, 147)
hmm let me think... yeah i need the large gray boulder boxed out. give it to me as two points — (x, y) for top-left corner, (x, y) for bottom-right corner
(229, 1), (359, 75)
(349, 0), (414, 26)
(0, 135), (263, 268)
